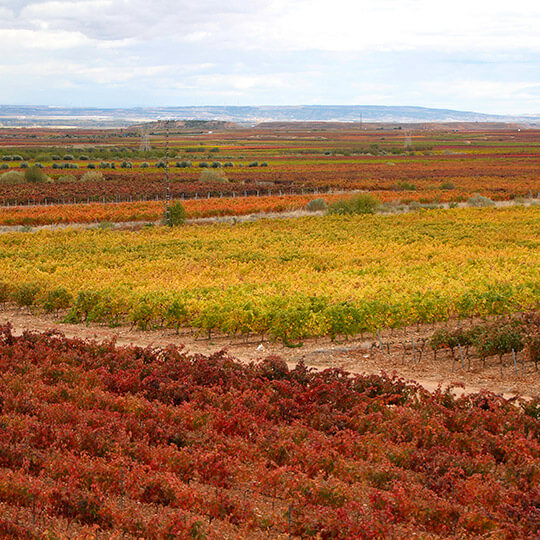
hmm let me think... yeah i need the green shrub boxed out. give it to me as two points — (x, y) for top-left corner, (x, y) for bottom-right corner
(63, 154), (74, 160)
(81, 171), (104, 182)
(0, 171), (24, 184)
(468, 194), (495, 207)
(57, 174), (77, 183)
(395, 181), (416, 191)
(0, 163), (9, 170)
(248, 161), (259, 167)
(211, 161), (222, 168)
(175, 160), (192, 168)
(328, 194), (380, 215)
(164, 201), (187, 226)
(130, 302), (155, 331)
(306, 198), (328, 212)
(441, 181), (455, 190)
(12, 283), (41, 309)
(19, 162), (29, 169)
(198, 161), (209, 168)
(199, 168), (228, 183)
(24, 166), (48, 184)
(156, 160), (166, 168)
(43, 288), (73, 315)
(140, 162), (150, 168)
(165, 298), (188, 333)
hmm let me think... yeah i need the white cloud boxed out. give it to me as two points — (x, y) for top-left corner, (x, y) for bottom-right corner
(0, 0), (538, 112)
(0, 28), (91, 49)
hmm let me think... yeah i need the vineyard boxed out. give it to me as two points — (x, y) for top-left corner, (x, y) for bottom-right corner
(0, 326), (538, 538)
(0, 207), (538, 344)
(0, 193), (348, 227)
(0, 124), (539, 539)
(1, 126), (539, 208)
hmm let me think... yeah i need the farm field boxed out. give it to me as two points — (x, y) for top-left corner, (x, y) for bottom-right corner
(1, 124), (539, 208)
(0, 206), (538, 343)
(0, 123), (539, 539)
(0, 325), (538, 538)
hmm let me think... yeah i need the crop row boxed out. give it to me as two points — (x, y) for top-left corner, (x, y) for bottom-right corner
(1, 153), (539, 205)
(0, 193), (350, 227)
(0, 325), (538, 537)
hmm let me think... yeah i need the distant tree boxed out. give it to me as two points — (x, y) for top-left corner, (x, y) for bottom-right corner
(24, 166), (48, 184)
(164, 201), (187, 227)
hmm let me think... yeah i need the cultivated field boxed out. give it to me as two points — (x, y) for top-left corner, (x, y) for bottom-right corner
(0, 123), (538, 538)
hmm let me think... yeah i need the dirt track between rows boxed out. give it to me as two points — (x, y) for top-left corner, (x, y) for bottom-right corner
(2, 307), (538, 400)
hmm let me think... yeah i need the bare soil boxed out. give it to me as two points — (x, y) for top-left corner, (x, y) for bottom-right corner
(2, 307), (538, 399)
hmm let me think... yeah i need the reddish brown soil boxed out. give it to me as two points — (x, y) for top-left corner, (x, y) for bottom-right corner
(2, 307), (537, 399)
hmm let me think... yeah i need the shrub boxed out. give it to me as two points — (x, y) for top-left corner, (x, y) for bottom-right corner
(441, 181), (455, 190)
(468, 194), (495, 207)
(175, 160), (192, 168)
(198, 161), (209, 168)
(12, 283), (41, 309)
(24, 166), (48, 184)
(120, 161), (133, 168)
(131, 302), (155, 331)
(165, 298), (188, 333)
(260, 161), (269, 167)
(0, 163), (8, 170)
(0, 171), (25, 184)
(224, 162), (234, 168)
(19, 162), (29, 169)
(164, 201), (187, 226)
(63, 154), (74, 160)
(395, 181), (416, 191)
(248, 161), (259, 167)
(156, 160), (166, 168)
(43, 288), (73, 315)
(211, 161), (222, 168)
(87, 163), (96, 169)
(11, 155), (23, 161)
(57, 174), (77, 183)
(79, 155), (89, 160)
(328, 194), (380, 215)
(140, 162), (150, 168)
(81, 171), (105, 182)
(1, 155), (12, 161)
(306, 198), (328, 212)
(199, 168), (228, 183)
(51, 155), (61, 161)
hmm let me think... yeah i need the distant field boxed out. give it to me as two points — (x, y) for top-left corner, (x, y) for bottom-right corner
(0, 206), (537, 342)
(0, 126), (539, 206)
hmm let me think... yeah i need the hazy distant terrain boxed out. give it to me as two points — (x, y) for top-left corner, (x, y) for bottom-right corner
(1, 105), (538, 128)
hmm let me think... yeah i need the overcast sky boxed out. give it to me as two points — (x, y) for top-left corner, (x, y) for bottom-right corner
(0, 0), (539, 114)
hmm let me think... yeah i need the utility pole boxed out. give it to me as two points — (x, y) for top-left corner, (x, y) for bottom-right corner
(164, 119), (171, 224)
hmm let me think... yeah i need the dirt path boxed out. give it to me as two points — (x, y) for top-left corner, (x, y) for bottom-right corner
(2, 307), (537, 399)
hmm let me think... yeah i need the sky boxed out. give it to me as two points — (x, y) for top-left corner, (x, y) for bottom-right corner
(0, 0), (539, 114)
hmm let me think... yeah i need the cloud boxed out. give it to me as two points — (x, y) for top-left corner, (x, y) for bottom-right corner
(0, 0), (538, 112)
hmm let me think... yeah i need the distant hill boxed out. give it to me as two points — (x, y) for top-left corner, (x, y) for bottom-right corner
(0, 105), (538, 128)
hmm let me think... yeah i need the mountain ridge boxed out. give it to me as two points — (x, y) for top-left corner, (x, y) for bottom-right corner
(0, 104), (538, 128)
